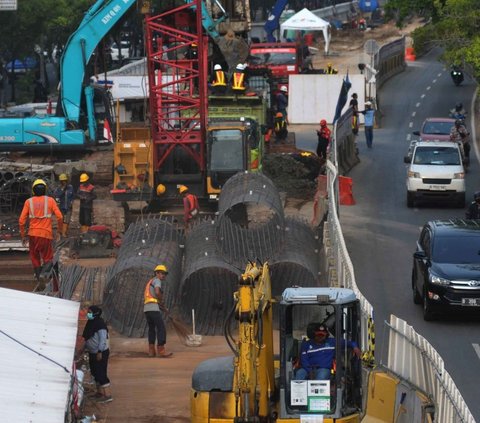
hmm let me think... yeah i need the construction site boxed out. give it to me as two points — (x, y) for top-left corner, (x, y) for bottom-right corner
(2, 0), (463, 422)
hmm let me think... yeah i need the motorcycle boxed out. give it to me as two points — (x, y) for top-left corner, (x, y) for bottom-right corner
(450, 66), (464, 86)
(449, 103), (467, 123)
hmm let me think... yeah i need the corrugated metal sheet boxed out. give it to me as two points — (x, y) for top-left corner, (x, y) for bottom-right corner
(0, 287), (79, 422)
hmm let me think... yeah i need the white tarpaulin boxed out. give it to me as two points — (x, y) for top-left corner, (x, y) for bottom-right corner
(280, 8), (331, 54)
(94, 75), (149, 100)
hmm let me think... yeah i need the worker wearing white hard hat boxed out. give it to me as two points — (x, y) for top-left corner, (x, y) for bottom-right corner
(231, 63), (246, 93)
(211, 63), (227, 94)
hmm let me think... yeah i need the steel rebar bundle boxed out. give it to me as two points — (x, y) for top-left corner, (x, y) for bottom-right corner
(216, 172), (285, 266)
(103, 216), (183, 337)
(180, 219), (241, 335)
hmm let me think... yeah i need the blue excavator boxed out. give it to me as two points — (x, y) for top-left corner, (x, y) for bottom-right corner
(0, 0), (248, 152)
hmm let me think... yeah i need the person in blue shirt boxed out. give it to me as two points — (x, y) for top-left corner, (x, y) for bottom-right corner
(54, 173), (74, 237)
(360, 101), (375, 148)
(295, 323), (361, 380)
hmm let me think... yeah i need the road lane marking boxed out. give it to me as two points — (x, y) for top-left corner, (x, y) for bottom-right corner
(437, 73), (442, 77)
(416, 102), (421, 107)
(421, 94), (426, 98)
(432, 79), (437, 83)
(409, 122), (413, 128)
(473, 343), (480, 360)
(407, 134), (411, 141)
(426, 86), (431, 90)
(412, 111), (416, 117)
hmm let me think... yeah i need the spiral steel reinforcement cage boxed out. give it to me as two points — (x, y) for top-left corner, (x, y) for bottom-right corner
(0, 173), (53, 213)
(180, 219), (241, 335)
(216, 172), (286, 267)
(103, 216), (183, 337)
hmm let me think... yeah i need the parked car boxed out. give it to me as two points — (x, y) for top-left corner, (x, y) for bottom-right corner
(110, 41), (131, 62)
(5, 57), (38, 75)
(411, 219), (480, 320)
(412, 117), (456, 141)
(404, 141), (465, 208)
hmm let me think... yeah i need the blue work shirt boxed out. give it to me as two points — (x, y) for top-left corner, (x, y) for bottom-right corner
(363, 109), (375, 127)
(54, 184), (74, 213)
(300, 337), (358, 371)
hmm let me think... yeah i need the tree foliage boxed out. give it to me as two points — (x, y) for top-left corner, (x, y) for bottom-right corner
(386, 0), (480, 77)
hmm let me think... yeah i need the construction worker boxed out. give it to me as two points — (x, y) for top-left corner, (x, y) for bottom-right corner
(231, 63), (246, 93)
(179, 185), (199, 228)
(54, 173), (74, 237)
(274, 112), (288, 142)
(19, 179), (63, 291)
(276, 86), (289, 124)
(144, 264), (173, 358)
(77, 173), (96, 233)
(316, 119), (331, 160)
(325, 62), (338, 74)
(211, 64), (227, 94)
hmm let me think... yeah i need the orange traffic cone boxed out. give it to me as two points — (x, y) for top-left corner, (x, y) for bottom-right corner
(339, 176), (355, 205)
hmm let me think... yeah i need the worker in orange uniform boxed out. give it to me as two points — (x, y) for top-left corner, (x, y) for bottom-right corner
(231, 63), (246, 93)
(77, 173), (96, 233)
(144, 264), (173, 358)
(179, 185), (199, 228)
(19, 179), (63, 291)
(211, 64), (227, 94)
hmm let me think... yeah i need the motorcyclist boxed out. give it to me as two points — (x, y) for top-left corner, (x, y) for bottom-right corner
(465, 191), (480, 219)
(450, 65), (464, 86)
(449, 102), (467, 122)
(449, 119), (470, 162)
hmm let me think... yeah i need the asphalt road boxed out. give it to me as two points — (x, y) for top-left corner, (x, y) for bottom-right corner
(339, 47), (480, 421)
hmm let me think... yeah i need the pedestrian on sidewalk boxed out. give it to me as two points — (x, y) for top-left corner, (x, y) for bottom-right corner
(82, 305), (113, 403)
(77, 173), (96, 233)
(19, 179), (63, 291)
(144, 264), (173, 358)
(360, 101), (375, 148)
(54, 173), (74, 237)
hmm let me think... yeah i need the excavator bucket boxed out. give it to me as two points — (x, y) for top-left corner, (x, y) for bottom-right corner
(215, 30), (250, 73)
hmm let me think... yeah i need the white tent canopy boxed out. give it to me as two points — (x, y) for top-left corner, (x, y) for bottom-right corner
(280, 8), (331, 54)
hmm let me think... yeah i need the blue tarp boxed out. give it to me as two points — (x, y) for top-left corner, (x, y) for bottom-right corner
(358, 0), (378, 12)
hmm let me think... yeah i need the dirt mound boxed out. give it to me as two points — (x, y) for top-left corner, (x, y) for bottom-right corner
(263, 153), (322, 199)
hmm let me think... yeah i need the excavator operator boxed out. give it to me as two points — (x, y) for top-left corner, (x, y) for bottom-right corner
(295, 323), (361, 381)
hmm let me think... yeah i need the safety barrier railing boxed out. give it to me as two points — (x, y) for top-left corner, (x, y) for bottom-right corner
(387, 316), (475, 423)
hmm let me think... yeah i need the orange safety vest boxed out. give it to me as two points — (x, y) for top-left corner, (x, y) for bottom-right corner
(144, 278), (159, 305)
(19, 195), (63, 239)
(185, 193), (199, 219)
(232, 72), (246, 91)
(212, 70), (226, 87)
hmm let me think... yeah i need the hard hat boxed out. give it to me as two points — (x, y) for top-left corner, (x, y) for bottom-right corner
(455, 102), (463, 110)
(191, 42), (198, 47)
(327, 62), (333, 67)
(214, 64), (222, 70)
(178, 185), (188, 194)
(320, 119), (327, 126)
(32, 179), (47, 189)
(365, 101), (372, 107)
(59, 173), (68, 181)
(154, 264), (168, 273)
(280, 85), (288, 93)
(275, 112), (284, 118)
(156, 184), (166, 195)
(235, 63), (245, 71)
(80, 173), (89, 183)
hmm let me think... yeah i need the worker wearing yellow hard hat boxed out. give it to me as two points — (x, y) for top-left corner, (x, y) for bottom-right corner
(19, 178), (63, 291)
(77, 172), (96, 233)
(156, 184), (166, 196)
(144, 263), (173, 358)
(54, 173), (74, 237)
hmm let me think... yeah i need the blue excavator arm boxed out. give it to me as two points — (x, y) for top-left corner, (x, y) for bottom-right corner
(264, 0), (289, 42)
(60, 0), (137, 125)
(185, 0), (227, 40)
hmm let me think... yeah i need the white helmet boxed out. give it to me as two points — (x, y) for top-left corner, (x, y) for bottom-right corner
(280, 85), (288, 93)
(214, 64), (222, 70)
(236, 63), (245, 71)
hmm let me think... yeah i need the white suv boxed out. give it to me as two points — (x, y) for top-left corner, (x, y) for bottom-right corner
(404, 141), (465, 208)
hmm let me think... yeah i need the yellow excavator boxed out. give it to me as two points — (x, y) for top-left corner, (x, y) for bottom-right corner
(190, 262), (437, 422)
(191, 262), (366, 422)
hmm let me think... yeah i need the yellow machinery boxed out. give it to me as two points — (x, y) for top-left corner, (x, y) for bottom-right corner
(191, 262), (365, 422)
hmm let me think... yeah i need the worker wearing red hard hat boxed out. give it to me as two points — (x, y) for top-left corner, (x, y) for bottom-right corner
(316, 119), (331, 160)
(19, 179), (63, 291)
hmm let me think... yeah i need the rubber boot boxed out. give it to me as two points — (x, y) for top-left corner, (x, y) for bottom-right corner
(148, 344), (156, 357)
(157, 345), (172, 358)
(34, 266), (46, 291)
